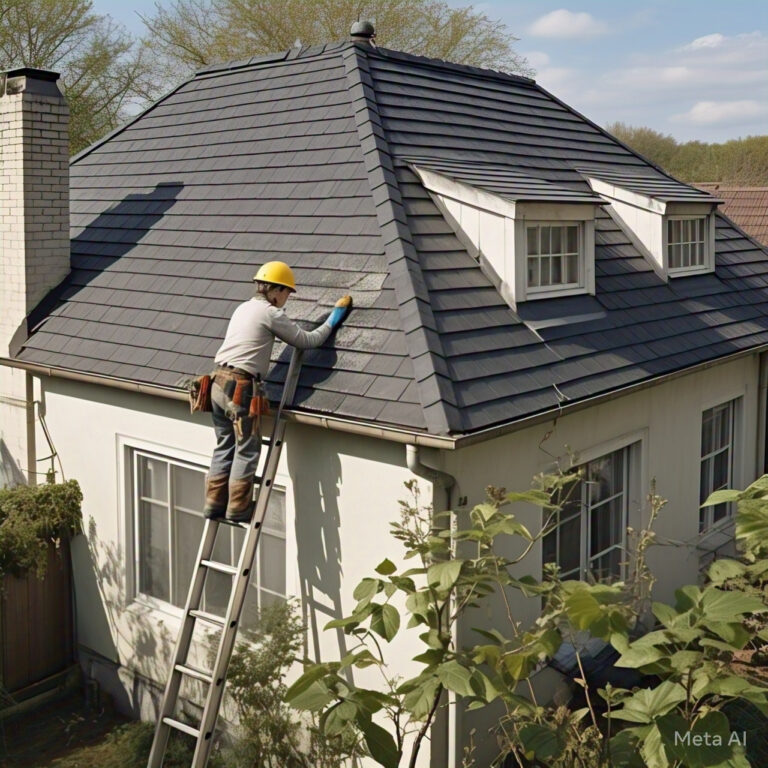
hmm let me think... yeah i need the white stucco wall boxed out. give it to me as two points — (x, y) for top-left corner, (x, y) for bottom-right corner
(443, 353), (762, 766)
(35, 375), (433, 765)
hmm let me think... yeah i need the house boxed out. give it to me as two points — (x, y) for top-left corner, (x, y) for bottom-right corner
(3, 26), (768, 766)
(695, 183), (768, 248)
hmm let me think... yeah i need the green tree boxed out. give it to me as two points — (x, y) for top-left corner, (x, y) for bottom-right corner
(0, 0), (152, 155)
(140, 0), (532, 87)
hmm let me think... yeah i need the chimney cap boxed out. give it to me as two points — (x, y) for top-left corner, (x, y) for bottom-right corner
(350, 21), (375, 41)
(2, 67), (60, 82)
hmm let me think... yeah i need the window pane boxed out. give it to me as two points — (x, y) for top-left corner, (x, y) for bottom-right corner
(551, 226), (562, 254)
(540, 256), (551, 286)
(558, 515), (581, 574)
(587, 450), (623, 505)
(667, 218), (673, 243)
(139, 501), (170, 602)
(540, 226), (551, 255)
(264, 491), (286, 533)
(590, 496), (623, 556)
(528, 257), (539, 287)
(712, 450), (729, 490)
(701, 411), (714, 455)
(173, 509), (204, 607)
(204, 528), (235, 616)
(715, 407), (731, 450)
(566, 254), (578, 283)
(260, 592), (286, 610)
(173, 465), (204, 512)
(551, 255), (563, 284)
(260, 533), (286, 595)
(139, 455), (168, 502)
(527, 227), (538, 255)
(567, 226), (578, 253)
(699, 457), (712, 504)
(542, 529), (557, 564)
(669, 244), (681, 268)
(590, 548), (621, 582)
(671, 219), (682, 243)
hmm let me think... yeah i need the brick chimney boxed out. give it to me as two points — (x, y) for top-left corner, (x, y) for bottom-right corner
(0, 67), (70, 485)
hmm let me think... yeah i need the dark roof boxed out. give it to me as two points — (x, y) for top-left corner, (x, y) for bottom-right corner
(577, 165), (721, 203)
(406, 157), (606, 204)
(695, 184), (768, 246)
(15, 42), (768, 437)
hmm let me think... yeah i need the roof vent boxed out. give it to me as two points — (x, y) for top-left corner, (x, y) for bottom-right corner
(350, 21), (375, 44)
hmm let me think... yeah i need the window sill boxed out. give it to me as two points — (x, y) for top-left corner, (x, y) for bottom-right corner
(522, 285), (589, 301)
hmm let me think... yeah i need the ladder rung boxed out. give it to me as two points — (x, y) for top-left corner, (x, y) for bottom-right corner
(218, 517), (251, 530)
(175, 663), (213, 684)
(163, 717), (200, 738)
(189, 609), (225, 627)
(201, 559), (238, 576)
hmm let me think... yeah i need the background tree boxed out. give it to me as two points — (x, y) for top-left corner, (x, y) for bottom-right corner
(140, 0), (532, 91)
(0, 0), (151, 155)
(606, 122), (768, 186)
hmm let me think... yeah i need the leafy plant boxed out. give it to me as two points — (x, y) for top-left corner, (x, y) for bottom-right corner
(221, 599), (363, 768)
(0, 480), (82, 578)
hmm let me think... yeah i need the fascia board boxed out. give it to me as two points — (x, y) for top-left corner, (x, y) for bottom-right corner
(411, 165), (515, 217)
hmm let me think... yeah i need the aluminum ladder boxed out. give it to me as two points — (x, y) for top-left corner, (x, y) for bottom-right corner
(147, 349), (303, 768)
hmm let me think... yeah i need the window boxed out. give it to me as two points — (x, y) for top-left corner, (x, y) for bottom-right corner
(668, 218), (706, 270)
(526, 224), (581, 291)
(700, 401), (736, 531)
(543, 445), (635, 581)
(132, 450), (286, 626)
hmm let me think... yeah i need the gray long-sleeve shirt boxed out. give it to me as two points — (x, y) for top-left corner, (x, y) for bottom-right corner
(214, 295), (331, 378)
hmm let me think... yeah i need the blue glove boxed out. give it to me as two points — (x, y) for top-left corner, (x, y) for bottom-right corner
(326, 296), (352, 330)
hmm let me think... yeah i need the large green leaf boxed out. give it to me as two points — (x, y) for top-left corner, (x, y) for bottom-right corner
(321, 700), (357, 736)
(609, 730), (647, 768)
(375, 558), (397, 575)
(701, 489), (741, 507)
(518, 723), (564, 760)
(427, 559), (463, 592)
(353, 578), (382, 608)
(437, 660), (475, 696)
(708, 559), (746, 584)
(611, 681), (687, 724)
(658, 711), (734, 767)
(699, 587), (766, 619)
(356, 716), (400, 768)
(402, 675), (440, 719)
(370, 603), (400, 642)
(639, 723), (669, 768)
(285, 664), (334, 711)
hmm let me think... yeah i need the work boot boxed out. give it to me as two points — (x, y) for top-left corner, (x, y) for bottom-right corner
(204, 473), (229, 519)
(226, 476), (254, 523)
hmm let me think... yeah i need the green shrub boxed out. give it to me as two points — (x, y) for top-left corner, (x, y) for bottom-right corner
(0, 480), (83, 578)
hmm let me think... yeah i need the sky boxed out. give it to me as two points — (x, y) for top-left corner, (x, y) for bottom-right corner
(92, 0), (768, 144)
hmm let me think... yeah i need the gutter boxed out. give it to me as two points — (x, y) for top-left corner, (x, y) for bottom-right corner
(0, 357), (456, 449)
(4, 343), (767, 452)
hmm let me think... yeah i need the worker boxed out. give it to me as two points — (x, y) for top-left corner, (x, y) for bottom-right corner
(204, 261), (352, 522)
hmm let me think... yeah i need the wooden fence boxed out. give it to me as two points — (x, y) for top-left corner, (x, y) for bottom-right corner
(1, 539), (74, 695)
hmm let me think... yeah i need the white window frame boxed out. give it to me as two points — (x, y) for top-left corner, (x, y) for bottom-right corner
(541, 433), (644, 582)
(699, 398), (740, 532)
(665, 215), (711, 275)
(525, 221), (584, 295)
(118, 435), (289, 625)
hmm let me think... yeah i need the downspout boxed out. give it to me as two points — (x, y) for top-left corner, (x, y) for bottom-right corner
(25, 373), (36, 486)
(406, 445), (457, 768)
(758, 352), (768, 475)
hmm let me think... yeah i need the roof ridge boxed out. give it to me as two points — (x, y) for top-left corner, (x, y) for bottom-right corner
(341, 45), (460, 435)
(366, 45), (536, 87)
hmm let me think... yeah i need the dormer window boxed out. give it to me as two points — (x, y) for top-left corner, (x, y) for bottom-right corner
(667, 217), (707, 271)
(527, 223), (581, 291)
(582, 169), (721, 280)
(409, 160), (605, 307)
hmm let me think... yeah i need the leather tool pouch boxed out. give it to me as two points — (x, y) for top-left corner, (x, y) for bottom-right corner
(188, 374), (212, 413)
(249, 380), (271, 418)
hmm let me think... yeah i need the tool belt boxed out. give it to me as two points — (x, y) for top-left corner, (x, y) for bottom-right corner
(212, 366), (271, 441)
(188, 374), (213, 413)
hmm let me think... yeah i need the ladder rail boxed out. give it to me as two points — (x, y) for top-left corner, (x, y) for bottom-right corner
(191, 348), (303, 768)
(148, 348), (304, 768)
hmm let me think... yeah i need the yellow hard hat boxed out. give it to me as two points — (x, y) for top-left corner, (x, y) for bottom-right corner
(252, 261), (296, 292)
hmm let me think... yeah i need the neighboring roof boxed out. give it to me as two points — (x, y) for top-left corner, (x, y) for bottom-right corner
(14, 42), (768, 437)
(695, 184), (768, 246)
(577, 165), (721, 203)
(406, 157), (606, 204)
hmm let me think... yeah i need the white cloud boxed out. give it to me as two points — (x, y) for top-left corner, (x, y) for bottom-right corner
(523, 50), (551, 69)
(682, 33), (726, 51)
(671, 100), (768, 125)
(528, 9), (608, 39)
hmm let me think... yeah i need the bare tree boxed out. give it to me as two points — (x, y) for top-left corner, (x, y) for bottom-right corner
(0, 0), (152, 155)
(140, 0), (532, 83)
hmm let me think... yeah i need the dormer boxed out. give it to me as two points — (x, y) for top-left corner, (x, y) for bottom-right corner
(580, 167), (722, 279)
(409, 160), (607, 307)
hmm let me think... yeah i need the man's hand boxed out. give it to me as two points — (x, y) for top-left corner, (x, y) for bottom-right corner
(326, 295), (353, 329)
